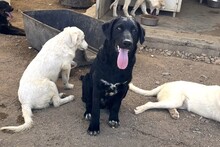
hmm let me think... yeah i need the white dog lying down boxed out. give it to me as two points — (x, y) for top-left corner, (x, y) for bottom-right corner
(129, 81), (220, 122)
(0, 27), (88, 132)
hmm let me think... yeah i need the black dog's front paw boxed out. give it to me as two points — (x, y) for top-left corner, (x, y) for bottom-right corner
(84, 113), (92, 121)
(87, 124), (100, 136)
(108, 120), (120, 128)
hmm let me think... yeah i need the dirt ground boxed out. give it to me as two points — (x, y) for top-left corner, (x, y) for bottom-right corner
(0, 0), (220, 146)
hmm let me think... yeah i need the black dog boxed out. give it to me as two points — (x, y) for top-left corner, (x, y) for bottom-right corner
(81, 17), (145, 135)
(0, 1), (25, 36)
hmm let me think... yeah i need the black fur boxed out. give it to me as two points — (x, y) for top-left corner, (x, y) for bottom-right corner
(81, 17), (145, 135)
(0, 1), (25, 36)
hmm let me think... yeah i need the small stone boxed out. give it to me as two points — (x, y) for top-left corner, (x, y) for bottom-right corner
(214, 59), (220, 65)
(176, 51), (182, 57)
(155, 81), (160, 85)
(201, 53), (207, 57)
(162, 72), (171, 76)
(204, 57), (211, 63)
(166, 51), (173, 56)
(191, 114), (196, 117)
(139, 46), (144, 50)
(200, 75), (208, 79)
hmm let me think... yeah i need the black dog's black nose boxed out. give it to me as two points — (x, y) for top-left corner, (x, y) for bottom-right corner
(122, 39), (132, 47)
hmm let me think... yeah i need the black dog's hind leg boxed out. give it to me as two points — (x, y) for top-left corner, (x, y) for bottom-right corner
(81, 74), (93, 120)
(87, 85), (101, 136)
(82, 74), (102, 135)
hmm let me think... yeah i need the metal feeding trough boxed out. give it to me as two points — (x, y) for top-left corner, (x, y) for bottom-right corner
(22, 9), (105, 66)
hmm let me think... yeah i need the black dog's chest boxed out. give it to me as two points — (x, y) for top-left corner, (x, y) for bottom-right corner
(99, 79), (127, 108)
(100, 79), (125, 96)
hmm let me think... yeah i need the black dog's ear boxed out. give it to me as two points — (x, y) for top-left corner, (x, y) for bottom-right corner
(136, 22), (145, 44)
(102, 18), (118, 40)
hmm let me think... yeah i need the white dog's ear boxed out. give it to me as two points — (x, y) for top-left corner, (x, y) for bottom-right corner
(63, 27), (78, 48)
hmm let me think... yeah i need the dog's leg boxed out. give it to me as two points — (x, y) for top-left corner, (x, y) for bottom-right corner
(111, 0), (119, 17)
(52, 92), (74, 107)
(134, 100), (182, 116)
(140, 1), (149, 15)
(52, 94), (74, 107)
(108, 99), (122, 128)
(96, 0), (100, 18)
(123, 0), (132, 18)
(150, 7), (153, 14)
(87, 86), (101, 136)
(108, 85), (128, 128)
(82, 74), (93, 121)
(155, 8), (160, 16)
(71, 61), (77, 69)
(168, 108), (180, 119)
(61, 64), (73, 89)
(47, 81), (74, 107)
(131, 0), (147, 16)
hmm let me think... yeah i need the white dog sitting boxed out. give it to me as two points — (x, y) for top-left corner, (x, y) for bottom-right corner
(129, 81), (220, 122)
(0, 27), (88, 132)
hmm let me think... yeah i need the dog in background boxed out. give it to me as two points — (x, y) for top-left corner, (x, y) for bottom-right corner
(110, 0), (165, 18)
(81, 17), (145, 135)
(110, 0), (148, 17)
(131, 0), (165, 16)
(129, 81), (220, 122)
(0, 27), (88, 132)
(0, 1), (25, 36)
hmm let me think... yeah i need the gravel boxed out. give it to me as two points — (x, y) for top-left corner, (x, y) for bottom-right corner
(140, 46), (220, 65)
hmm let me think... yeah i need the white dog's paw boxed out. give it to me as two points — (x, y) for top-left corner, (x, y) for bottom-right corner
(169, 109), (180, 119)
(68, 95), (75, 101)
(126, 14), (132, 18)
(171, 113), (179, 119)
(130, 11), (136, 17)
(113, 14), (118, 17)
(143, 12), (149, 15)
(71, 61), (77, 69)
(134, 106), (145, 114)
(59, 93), (65, 97)
(64, 83), (74, 89)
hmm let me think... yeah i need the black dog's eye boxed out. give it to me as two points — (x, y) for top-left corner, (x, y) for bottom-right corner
(116, 26), (122, 31)
(131, 28), (137, 34)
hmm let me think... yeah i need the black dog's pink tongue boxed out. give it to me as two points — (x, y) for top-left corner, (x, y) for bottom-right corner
(117, 48), (128, 69)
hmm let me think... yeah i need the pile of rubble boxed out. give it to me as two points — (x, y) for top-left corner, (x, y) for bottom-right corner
(140, 47), (220, 65)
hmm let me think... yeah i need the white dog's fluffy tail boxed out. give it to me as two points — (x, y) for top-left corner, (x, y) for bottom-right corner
(0, 105), (33, 132)
(110, 0), (119, 9)
(129, 83), (163, 96)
